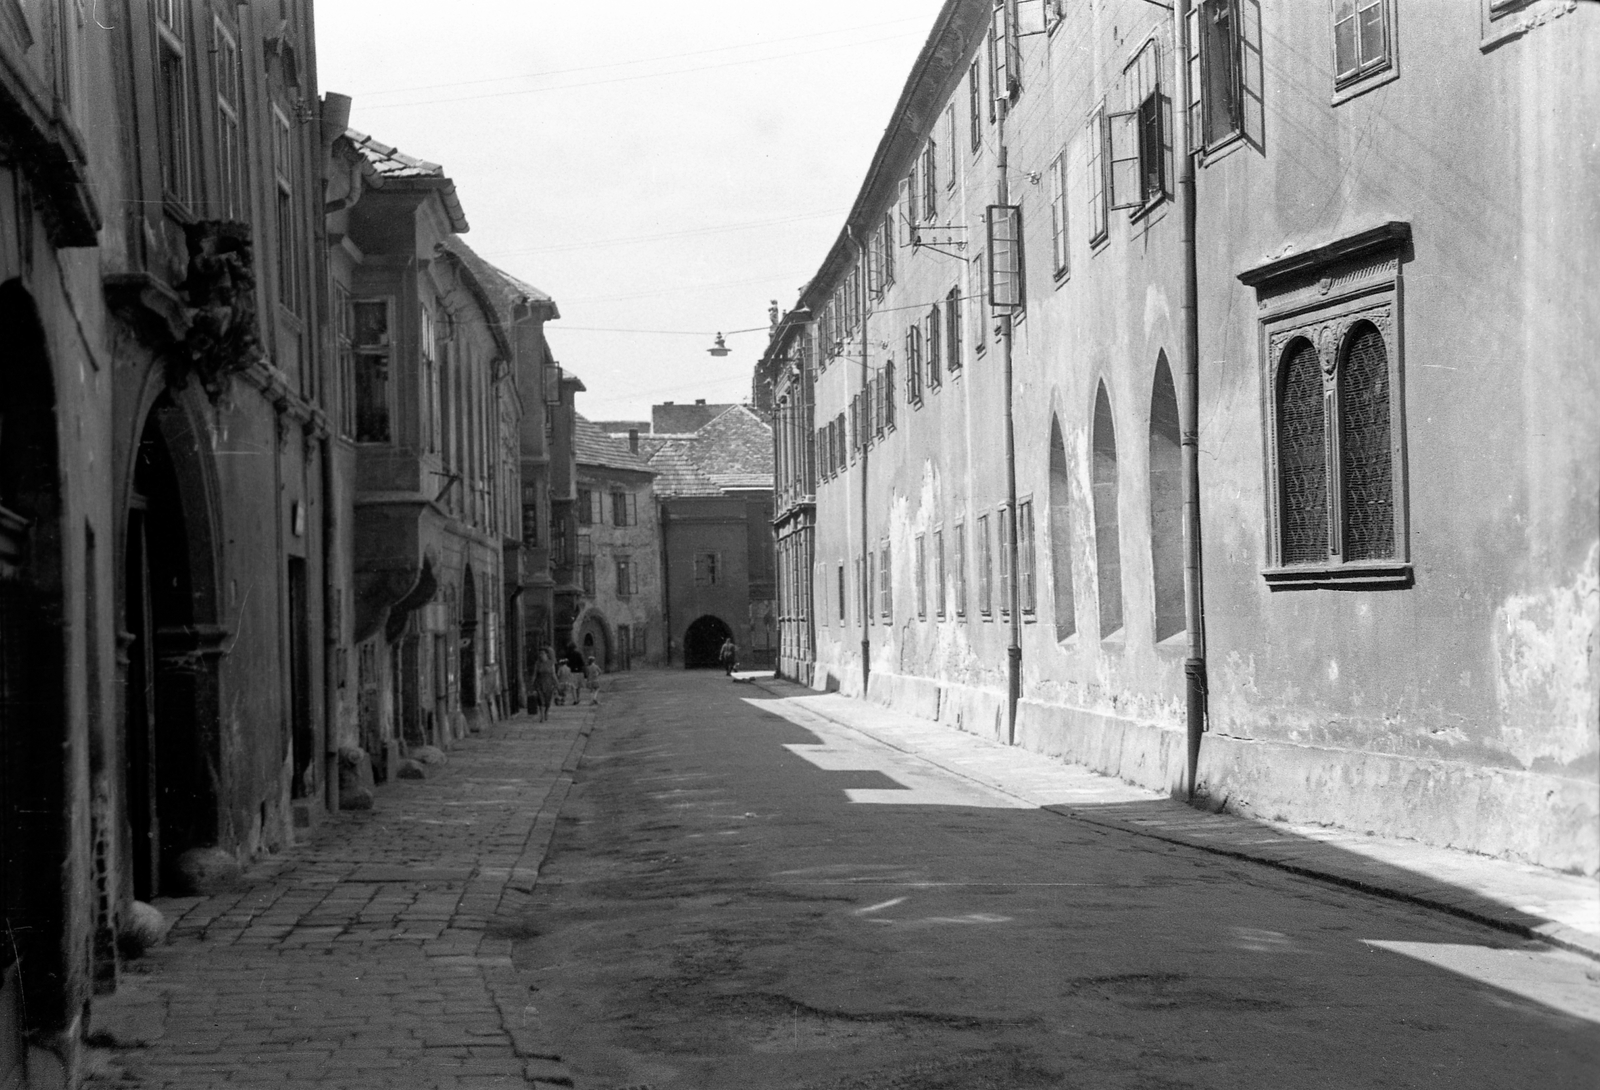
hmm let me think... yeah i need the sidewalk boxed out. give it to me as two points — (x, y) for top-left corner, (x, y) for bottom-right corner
(86, 707), (597, 1089)
(747, 675), (1600, 964)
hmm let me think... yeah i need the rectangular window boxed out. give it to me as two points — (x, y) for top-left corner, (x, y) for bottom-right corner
(925, 307), (942, 390)
(972, 251), (988, 355)
(954, 522), (968, 618)
(915, 533), (927, 620)
(879, 544), (892, 620)
(155, 0), (192, 205)
(934, 529), (946, 618)
(923, 140), (938, 221)
(969, 59), (982, 151)
(905, 324), (923, 403)
(837, 562), (846, 623)
(1048, 149), (1069, 278)
(884, 360), (897, 428)
(581, 557), (595, 597)
(944, 289), (963, 373)
(998, 506), (1013, 617)
(1109, 42), (1170, 212)
(352, 299), (391, 443)
(1018, 500), (1036, 615)
(611, 491), (637, 527)
(881, 211), (896, 288)
(1192, 0), (1240, 151)
(333, 282), (355, 438)
(576, 488), (593, 526)
(1087, 106), (1109, 244)
(945, 105), (957, 188)
(978, 515), (992, 616)
(211, 18), (243, 220)
(273, 105), (299, 313)
(907, 163), (920, 225)
(1333, 0), (1391, 87)
(616, 555), (634, 597)
(694, 552), (720, 586)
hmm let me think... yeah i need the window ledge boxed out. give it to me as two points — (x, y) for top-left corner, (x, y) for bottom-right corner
(1262, 562), (1413, 589)
(1197, 131), (1247, 167)
(1331, 63), (1398, 106)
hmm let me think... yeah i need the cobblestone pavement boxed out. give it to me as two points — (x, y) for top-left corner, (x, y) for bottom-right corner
(86, 705), (596, 1089)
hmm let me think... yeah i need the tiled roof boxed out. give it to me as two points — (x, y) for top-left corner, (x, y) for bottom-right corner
(441, 237), (558, 320)
(652, 401), (735, 435)
(345, 128), (468, 233)
(646, 443), (721, 497)
(647, 404), (773, 499)
(573, 416), (654, 475)
(347, 130), (443, 179)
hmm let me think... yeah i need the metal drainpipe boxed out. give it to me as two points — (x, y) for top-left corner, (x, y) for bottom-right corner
(321, 438), (340, 813)
(850, 227), (871, 699)
(998, 142), (1022, 745)
(1174, 0), (1209, 798)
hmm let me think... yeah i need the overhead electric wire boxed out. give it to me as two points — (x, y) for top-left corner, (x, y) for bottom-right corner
(347, 16), (928, 99)
(357, 30), (922, 111)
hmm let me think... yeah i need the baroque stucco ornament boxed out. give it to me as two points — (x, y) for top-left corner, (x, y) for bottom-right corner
(176, 220), (265, 398)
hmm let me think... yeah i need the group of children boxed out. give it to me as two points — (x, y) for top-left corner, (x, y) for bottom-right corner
(529, 646), (602, 723)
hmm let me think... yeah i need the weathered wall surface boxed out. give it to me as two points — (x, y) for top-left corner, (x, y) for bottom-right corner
(805, 0), (1597, 874)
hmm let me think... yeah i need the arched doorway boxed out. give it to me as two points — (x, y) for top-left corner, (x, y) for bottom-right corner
(0, 280), (70, 1050)
(683, 614), (732, 669)
(459, 566), (478, 709)
(575, 611), (610, 672)
(124, 396), (221, 898)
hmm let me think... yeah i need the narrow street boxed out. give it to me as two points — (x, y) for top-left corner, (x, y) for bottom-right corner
(94, 671), (1598, 1089)
(526, 671), (1599, 1090)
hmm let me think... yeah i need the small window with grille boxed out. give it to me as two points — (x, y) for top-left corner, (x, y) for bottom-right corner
(1245, 224), (1410, 587)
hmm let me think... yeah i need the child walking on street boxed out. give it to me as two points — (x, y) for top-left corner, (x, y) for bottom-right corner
(583, 655), (602, 705)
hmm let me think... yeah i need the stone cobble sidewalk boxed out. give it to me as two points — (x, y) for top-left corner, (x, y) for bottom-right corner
(86, 707), (596, 1089)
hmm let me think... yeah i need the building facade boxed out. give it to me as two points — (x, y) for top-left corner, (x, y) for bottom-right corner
(758, 343), (818, 684)
(332, 132), (535, 763)
(647, 405), (777, 668)
(572, 418), (662, 669)
(772, 0), (1598, 874)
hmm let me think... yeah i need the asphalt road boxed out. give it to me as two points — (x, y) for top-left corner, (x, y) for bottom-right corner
(516, 670), (1600, 1090)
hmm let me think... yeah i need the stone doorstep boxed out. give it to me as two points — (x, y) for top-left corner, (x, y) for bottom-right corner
(750, 677), (1600, 964)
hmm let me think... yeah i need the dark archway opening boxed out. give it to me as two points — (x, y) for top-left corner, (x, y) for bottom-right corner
(576, 614), (610, 672)
(459, 566), (478, 709)
(0, 280), (69, 1052)
(683, 614), (732, 669)
(125, 399), (217, 899)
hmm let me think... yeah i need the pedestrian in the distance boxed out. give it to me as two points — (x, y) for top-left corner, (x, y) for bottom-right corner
(555, 659), (575, 706)
(719, 636), (737, 678)
(583, 655), (602, 705)
(532, 647), (556, 722)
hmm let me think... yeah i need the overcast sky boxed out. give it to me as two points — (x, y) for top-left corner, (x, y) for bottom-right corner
(315, 1), (936, 422)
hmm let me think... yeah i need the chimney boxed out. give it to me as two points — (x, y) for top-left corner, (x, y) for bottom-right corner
(695, 398), (706, 405)
(628, 429), (639, 454)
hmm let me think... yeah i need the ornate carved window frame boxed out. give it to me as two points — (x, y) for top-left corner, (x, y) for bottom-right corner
(1240, 221), (1412, 589)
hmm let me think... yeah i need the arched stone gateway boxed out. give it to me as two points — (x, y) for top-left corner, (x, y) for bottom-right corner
(683, 614), (733, 669)
(123, 393), (226, 901)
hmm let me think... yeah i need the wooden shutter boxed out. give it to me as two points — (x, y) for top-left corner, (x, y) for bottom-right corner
(986, 205), (1023, 308)
(1108, 109), (1142, 208)
(1186, 3), (1203, 154)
